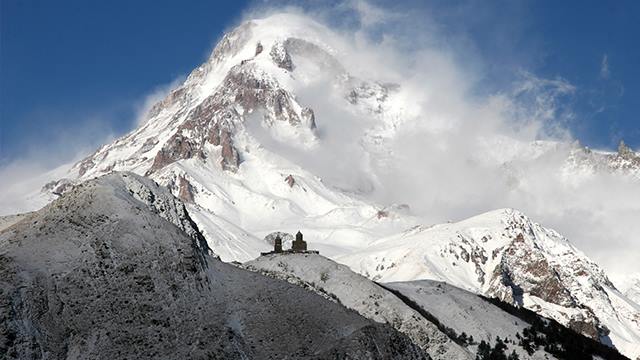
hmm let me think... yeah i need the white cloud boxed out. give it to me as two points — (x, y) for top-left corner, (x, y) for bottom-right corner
(0, 76), (185, 215)
(347, 0), (388, 27)
(600, 53), (610, 79)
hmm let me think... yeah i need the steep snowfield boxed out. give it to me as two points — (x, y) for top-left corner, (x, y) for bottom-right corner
(2, 12), (639, 358)
(246, 253), (473, 360)
(385, 280), (551, 359)
(0, 172), (427, 359)
(385, 280), (628, 360)
(340, 208), (640, 359)
(618, 275), (640, 306)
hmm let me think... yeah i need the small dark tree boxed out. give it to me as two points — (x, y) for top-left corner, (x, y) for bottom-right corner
(458, 332), (468, 345)
(507, 350), (519, 360)
(489, 337), (508, 360)
(476, 340), (491, 360)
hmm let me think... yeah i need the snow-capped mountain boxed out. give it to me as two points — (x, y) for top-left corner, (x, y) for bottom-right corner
(7, 12), (640, 358)
(340, 208), (640, 358)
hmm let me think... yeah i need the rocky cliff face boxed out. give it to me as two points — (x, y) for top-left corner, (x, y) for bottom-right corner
(565, 140), (640, 178)
(0, 172), (428, 359)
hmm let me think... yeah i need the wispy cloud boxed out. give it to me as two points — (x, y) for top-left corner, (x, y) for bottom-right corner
(600, 53), (610, 79)
(134, 76), (186, 126)
(0, 75), (185, 215)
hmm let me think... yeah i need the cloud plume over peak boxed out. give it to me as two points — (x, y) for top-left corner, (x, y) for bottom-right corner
(234, 1), (639, 280)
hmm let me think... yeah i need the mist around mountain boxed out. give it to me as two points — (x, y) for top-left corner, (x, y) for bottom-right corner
(0, 5), (639, 359)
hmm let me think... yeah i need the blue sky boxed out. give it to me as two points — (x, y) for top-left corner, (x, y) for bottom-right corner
(1, 0), (638, 166)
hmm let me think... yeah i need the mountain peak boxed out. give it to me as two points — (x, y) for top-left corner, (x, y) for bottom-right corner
(16, 13), (640, 359)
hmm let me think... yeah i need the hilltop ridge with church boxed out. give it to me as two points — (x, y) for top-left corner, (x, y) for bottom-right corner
(261, 231), (319, 256)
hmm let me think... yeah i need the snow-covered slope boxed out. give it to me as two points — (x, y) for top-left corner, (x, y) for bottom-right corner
(340, 208), (640, 359)
(246, 253), (473, 360)
(4, 12), (640, 358)
(0, 172), (427, 359)
(386, 280), (628, 360)
(247, 253), (632, 359)
(386, 280), (548, 359)
(618, 274), (640, 307)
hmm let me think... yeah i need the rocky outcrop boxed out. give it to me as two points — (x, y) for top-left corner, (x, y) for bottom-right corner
(341, 208), (637, 350)
(146, 87), (190, 120)
(143, 55), (317, 175)
(618, 140), (634, 158)
(567, 140), (640, 177)
(285, 174), (296, 187)
(42, 178), (75, 196)
(270, 40), (294, 71)
(485, 215), (604, 339)
(219, 129), (240, 171)
(301, 107), (317, 130)
(489, 234), (575, 307)
(176, 175), (195, 203)
(146, 134), (204, 175)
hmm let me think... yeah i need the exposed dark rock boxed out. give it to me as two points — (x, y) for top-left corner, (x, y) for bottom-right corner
(489, 234), (576, 309)
(301, 107), (317, 129)
(139, 137), (159, 153)
(177, 175), (195, 203)
(270, 41), (294, 71)
(42, 179), (75, 196)
(285, 174), (296, 188)
(146, 87), (189, 120)
(76, 155), (96, 176)
(146, 135), (204, 175)
(220, 130), (240, 172)
(618, 140), (634, 158)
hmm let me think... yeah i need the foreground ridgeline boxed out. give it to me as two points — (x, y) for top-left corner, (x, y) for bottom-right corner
(246, 253), (630, 360)
(0, 172), (427, 359)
